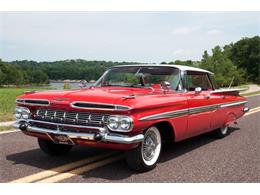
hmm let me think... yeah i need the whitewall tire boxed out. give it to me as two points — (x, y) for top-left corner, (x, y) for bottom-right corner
(126, 126), (162, 172)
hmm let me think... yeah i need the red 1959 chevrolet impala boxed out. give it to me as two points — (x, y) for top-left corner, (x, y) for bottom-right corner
(13, 64), (249, 172)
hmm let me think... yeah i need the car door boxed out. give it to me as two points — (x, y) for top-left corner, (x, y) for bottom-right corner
(185, 71), (215, 138)
(207, 74), (227, 130)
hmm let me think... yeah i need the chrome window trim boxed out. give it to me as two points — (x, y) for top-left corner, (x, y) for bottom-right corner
(139, 100), (247, 121)
(70, 101), (131, 111)
(16, 99), (50, 106)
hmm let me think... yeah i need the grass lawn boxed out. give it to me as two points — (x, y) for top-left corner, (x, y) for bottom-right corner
(242, 90), (260, 97)
(227, 84), (249, 92)
(0, 88), (52, 122)
(0, 125), (14, 132)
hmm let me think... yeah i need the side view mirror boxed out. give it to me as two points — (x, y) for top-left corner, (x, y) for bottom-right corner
(79, 80), (88, 88)
(160, 81), (171, 90)
(195, 87), (202, 94)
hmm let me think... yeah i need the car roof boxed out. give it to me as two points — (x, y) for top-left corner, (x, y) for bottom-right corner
(112, 64), (214, 74)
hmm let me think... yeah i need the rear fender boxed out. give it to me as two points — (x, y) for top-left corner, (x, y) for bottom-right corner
(225, 112), (237, 126)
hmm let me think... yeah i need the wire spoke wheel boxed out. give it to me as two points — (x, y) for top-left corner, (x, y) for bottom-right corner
(141, 126), (162, 166)
(126, 126), (162, 172)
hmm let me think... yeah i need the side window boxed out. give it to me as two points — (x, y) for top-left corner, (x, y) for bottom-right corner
(186, 71), (212, 91)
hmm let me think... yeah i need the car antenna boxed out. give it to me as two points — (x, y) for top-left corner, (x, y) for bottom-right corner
(228, 76), (235, 89)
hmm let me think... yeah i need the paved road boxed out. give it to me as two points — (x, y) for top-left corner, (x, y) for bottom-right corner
(240, 84), (260, 94)
(1, 95), (259, 183)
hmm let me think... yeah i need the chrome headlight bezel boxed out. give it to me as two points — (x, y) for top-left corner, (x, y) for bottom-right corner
(106, 115), (133, 132)
(14, 106), (31, 120)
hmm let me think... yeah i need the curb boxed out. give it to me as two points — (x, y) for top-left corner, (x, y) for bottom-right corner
(0, 121), (15, 127)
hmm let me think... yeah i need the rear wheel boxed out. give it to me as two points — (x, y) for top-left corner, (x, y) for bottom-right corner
(211, 125), (229, 139)
(38, 138), (73, 156)
(126, 126), (162, 172)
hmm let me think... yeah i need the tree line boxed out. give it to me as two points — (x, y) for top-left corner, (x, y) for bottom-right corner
(0, 36), (259, 87)
(163, 36), (260, 87)
(0, 60), (136, 86)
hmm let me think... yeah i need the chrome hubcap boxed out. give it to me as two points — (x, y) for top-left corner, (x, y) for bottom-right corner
(142, 131), (158, 161)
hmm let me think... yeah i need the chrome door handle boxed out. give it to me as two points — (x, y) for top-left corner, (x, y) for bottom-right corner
(204, 95), (210, 99)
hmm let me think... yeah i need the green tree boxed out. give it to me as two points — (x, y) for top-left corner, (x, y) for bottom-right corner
(0, 60), (24, 85)
(200, 46), (245, 87)
(168, 60), (199, 67)
(160, 61), (167, 64)
(0, 61), (7, 86)
(229, 36), (260, 83)
(27, 70), (49, 84)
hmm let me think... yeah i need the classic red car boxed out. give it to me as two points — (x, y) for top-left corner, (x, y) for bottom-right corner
(13, 64), (249, 172)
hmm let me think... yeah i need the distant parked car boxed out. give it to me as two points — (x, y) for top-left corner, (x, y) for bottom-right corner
(13, 64), (249, 172)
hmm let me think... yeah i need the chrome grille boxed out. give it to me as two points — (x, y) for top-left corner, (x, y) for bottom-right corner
(34, 109), (110, 127)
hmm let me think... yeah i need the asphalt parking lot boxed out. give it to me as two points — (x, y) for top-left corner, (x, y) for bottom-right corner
(1, 95), (259, 183)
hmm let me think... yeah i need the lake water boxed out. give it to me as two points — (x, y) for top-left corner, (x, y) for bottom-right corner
(50, 82), (96, 89)
(28, 82), (94, 90)
(50, 82), (81, 89)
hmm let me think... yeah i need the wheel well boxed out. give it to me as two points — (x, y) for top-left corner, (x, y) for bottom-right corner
(154, 121), (175, 142)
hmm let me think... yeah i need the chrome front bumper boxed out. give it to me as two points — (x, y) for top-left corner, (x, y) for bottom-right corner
(12, 121), (144, 144)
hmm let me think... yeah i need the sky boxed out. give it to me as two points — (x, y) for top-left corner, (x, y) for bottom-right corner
(0, 12), (259, 63)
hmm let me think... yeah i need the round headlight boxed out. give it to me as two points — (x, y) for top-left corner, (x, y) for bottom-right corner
(21, 111), (30, 119)
(107, 116), (119, 130)
(21, 107), (30, 119)
(120, 117), (132, 130)
(15, 107), (30, 120)
(107, 115), (133, 132)
(14, 107), (22, 119)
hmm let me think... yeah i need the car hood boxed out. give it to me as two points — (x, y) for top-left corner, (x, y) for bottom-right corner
(17, 87), (186, 111)
(17, 87), (155, 106)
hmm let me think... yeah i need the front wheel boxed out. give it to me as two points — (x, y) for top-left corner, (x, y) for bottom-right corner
(38, 138), (73, 156)
(126, 126), (162, 172)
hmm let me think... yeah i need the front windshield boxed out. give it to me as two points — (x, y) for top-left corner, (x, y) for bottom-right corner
(95, 66), (181, 90)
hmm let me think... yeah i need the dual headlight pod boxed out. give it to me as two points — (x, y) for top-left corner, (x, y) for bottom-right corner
(107, 115), (133, 132)
(15, 106), (31, 120)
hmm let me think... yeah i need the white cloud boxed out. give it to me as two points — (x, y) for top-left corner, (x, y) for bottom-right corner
(173, 49), (184, 55)
(6, 44), (17, 50)
(0, 12), (259, 62)
(172, 26), (200, 35)
(207, 29), (223, 35)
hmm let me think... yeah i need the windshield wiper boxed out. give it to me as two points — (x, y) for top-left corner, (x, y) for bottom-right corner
(102, 84), (131, 87)
(129, 84), (143, 88)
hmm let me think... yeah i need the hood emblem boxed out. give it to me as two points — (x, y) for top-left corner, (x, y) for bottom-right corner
(53, 98), (69, 101)
(51, 98), (70, 105)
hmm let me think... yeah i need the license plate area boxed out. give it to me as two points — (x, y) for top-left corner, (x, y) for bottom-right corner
(47, 133), (75, 145)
